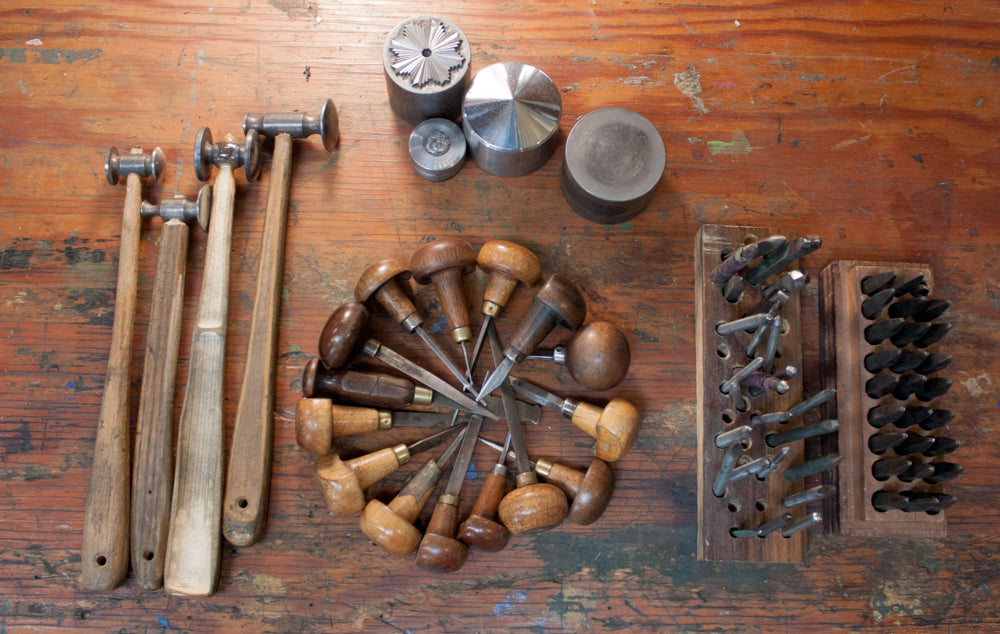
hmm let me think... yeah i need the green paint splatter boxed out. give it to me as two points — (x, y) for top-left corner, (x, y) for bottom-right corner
(707, 132), (760, 156)
(290, 345), (300, 353)
(618, 222), (634, 231)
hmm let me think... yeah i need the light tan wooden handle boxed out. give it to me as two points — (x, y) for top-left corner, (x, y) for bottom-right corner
(81, 170), (143, 591)
(570, 399), (641, 462)
(223, 134), (293, 548)
(131, 219), (189, 590)
(164, 164), (236, 597)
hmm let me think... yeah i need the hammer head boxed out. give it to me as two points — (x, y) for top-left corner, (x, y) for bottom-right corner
(105, 146), (166, 185)
(194, 127), (264, 182)
(140, 184), (212, 232)
(242, 99), (340, 151)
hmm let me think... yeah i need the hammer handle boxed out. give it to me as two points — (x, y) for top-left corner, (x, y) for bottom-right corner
(224, 134), (292, 547)
(165, 164), (236, 597)
(130, 219), (189, 590)
(80, 170), (143, 591)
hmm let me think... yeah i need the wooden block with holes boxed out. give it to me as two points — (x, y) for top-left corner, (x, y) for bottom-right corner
(695, 224), (808, 563)
(818, 261), (950, 538)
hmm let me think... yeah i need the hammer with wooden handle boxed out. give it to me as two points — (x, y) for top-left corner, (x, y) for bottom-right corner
(164, 128), (261, 597)
(81, 146), (165, 591)
(130, 186), (211, 590)
(223, 100), (339, 548)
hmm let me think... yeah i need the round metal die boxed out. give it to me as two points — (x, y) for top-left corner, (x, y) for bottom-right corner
(408, 118), (466, 181)
(560, 107), (666, 224)
(462, 61), (562, 177)
(383, 15), (471, 125)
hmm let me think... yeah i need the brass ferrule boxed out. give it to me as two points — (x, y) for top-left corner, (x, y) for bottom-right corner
(412, 387), (434, 405)
(362, 339), (381, 358)
(482, 301), (502, 318)
(534, 458), (554, 478)
(491, 463), (508, 477)
(452, 325), (472, 344)
(401, 313), (423, 332)
(393, 444), (411, 465)
(515, 472), (539, 487)
(378, 411), (392, 430)
(438, 494), (459, 507)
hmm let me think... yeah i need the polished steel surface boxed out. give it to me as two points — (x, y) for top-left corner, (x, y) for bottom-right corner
(462, 61), (561, 177)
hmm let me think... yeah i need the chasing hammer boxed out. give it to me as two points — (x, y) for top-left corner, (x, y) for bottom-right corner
(224, 101), (339, 548)
(81, 146), (165, 591)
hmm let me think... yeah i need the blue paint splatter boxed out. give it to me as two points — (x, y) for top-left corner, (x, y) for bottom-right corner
(426, 315), (448, 334)
(465, 462), (477, 480)
(2, 602), (8, 634)
(493, 592), (528, 616)
(157, 613), (169, 629)
(66, 381), (73, 389)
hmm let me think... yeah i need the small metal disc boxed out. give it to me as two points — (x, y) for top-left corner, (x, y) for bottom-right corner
(409, 118), (466, 182)
(560, 107), (665, 224)
(383, 15), (471, 125)
(462, 61), (562, 177)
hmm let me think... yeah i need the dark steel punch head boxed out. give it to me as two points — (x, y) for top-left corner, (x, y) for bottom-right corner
(105, 146), (166, 185)
(560, 107), (666, 224)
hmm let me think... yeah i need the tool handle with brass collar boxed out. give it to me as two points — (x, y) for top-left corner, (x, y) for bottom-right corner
(302, 358), (430, 409)
(360, 460), (443, 556)
(295, 398), (390, 455)
(410, 238), (477, 343)
(566, 398), (641, 462)
(477, 240), (542, 316)
(538, 458), (615, 526)
(507, 274), (587, 359)
(355, 258), (423, 329)
(314, 447), (409, 516)
(458, 465), (511, 552)
(416, 500), (470, 572)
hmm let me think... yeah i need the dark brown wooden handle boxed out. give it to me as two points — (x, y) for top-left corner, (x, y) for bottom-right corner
(131, 218), (189, 590)
(224, 133), (292, 548)
(81, 170), (143, 591)
(416, 502), (469, 572)
(303, 359), (417, 409)
(359, 460), (441, 556)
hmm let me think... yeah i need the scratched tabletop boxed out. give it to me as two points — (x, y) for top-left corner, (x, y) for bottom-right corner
(2, 1), (999, 631)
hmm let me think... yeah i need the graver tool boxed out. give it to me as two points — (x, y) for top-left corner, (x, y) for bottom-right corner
(476, 274), (587, 401)
(314, 424), (466, 516)
(527, 321), (632, 391)
(317, 303), (495, 420)
(356, 257), (472, 391)
(360, 426), (468, 556)
(131, 186), (210, 590)
(458, 435), (512, 553)
(469, 240), (542, 376)
(82, 145), (165, 591)
(488, 324), (569, 535)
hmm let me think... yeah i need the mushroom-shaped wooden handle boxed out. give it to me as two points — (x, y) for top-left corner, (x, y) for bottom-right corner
(508, 274), (587, 360)
(318, 303), (370, 369)
(410, 238), (477, 343)
(355, 259), (422, 330)
(564, 322), (631, 390)
(477, 240), (542, 317)
(295, 398), (386, 455)
(538, 458), (615, 526)
(570, 399), (641, 462)
(360, 460), (442, 555)
(415, 501), (469, 572)
(301, 359), (421, 410)
(458, 466), (511, 552)
(313, 447), (406, 515)
(497, 474), (569, 535)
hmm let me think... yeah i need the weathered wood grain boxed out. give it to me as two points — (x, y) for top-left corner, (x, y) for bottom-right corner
(2, 0), (1000, 631)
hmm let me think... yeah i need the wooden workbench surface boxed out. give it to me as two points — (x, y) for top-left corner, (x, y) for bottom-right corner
(2, 1), (998, 631)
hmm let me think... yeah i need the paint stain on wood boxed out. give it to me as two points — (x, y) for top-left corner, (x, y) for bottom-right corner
(673, 65), (708, 114)
(707, 132), (760, 156)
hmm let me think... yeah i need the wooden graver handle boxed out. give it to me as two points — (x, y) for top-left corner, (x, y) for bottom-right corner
(224, 133), (293, 547)
(164, 164), (236, 597)
(81, 170), (143, 591)
(131, 219), (189, 590)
